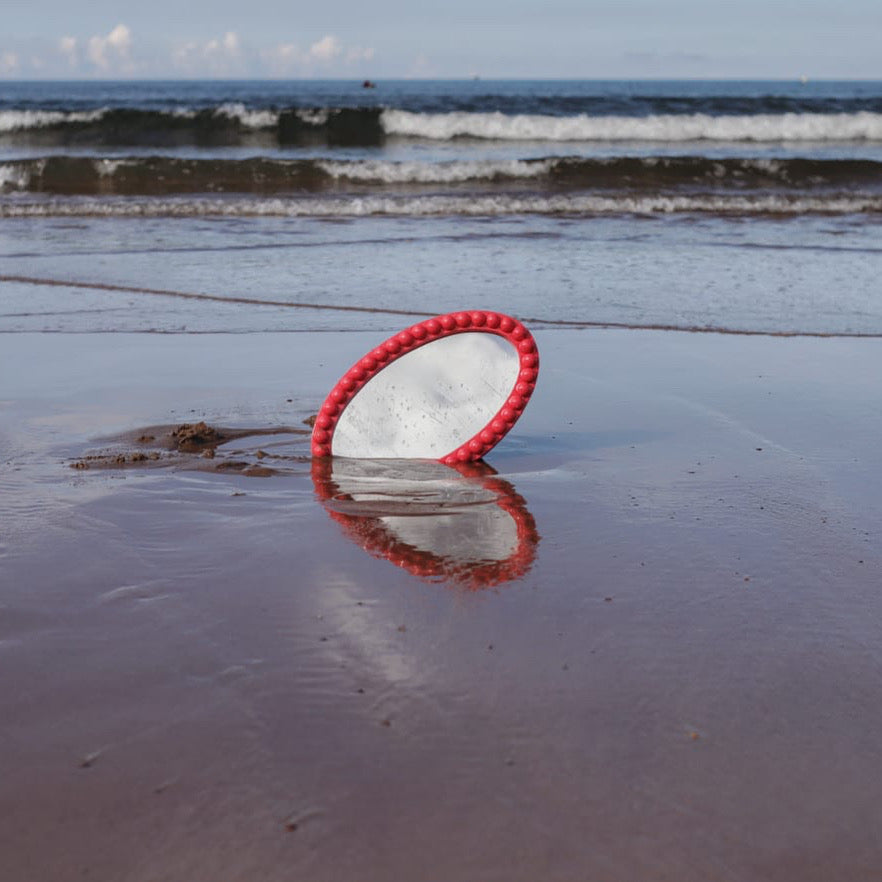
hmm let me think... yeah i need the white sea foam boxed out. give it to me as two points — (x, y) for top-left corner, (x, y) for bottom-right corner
(94, 158), (128, 177)
(316, 158), (553, 183)
(3, 193), (880, 218)
(214, 103), (279, 129)
(0, 109), (105, 132)
(0, 162), (30, 190)
(296, 108), (330, 126)
(380, 110), (882, 142)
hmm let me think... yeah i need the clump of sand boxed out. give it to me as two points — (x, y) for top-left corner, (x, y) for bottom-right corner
(68, 420), (310, 475)
(170, 421), (225, 451)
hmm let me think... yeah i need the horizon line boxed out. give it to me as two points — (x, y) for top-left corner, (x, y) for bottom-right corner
(2, 75), (881, 83)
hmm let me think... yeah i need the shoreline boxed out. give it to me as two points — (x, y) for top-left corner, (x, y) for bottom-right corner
(6, 273), (882, 338)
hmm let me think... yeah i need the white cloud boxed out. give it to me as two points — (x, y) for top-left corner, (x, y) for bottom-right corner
(86, 24), (133, 72)
(259, 42), (302, 76)
(260, 35), (375, 76)
(0, 28), (375, 79)
(0, 52), (19, 74)
(307, 35), (341, 62)
(173, 30), (246, 76)
(223, 32), (239, 54)
(59, 36), (78, 68)
(204, 31), (240, 58)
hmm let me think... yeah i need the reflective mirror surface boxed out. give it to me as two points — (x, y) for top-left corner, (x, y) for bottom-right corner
(332, 333), (519, 458)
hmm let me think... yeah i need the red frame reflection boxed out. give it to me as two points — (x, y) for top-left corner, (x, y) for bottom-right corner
(312, 458), (539, 590)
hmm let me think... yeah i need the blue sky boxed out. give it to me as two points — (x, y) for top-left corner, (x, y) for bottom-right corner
(2, 0), (880, 79)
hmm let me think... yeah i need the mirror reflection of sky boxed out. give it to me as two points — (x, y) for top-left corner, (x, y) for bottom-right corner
(4, 0), (880, 79)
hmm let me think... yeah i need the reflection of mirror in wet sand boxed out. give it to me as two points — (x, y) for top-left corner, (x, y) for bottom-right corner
(312, 458), (539, 589)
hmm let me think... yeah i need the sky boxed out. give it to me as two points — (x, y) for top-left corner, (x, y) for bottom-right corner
(1, 0), (880, 80)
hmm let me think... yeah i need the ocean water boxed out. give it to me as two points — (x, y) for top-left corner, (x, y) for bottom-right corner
(1, 79), (881, 334)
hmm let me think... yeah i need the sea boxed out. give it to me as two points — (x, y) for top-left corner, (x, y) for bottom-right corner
(1, 79), (881, 335)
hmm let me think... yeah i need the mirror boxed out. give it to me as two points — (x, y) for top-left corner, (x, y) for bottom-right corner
(312, 457), (539, 589)
(311, 311), (539, 463)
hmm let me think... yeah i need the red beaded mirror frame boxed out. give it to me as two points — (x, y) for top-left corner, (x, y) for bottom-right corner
(311, 310), (539, 464)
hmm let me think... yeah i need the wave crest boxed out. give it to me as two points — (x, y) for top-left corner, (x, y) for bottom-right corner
(381, 110), (882, 142)
(3, 155), (880, 195)
(3, 106), (882, 146)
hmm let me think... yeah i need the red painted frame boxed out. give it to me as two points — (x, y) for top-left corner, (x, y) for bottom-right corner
(311, 310), (539, 463)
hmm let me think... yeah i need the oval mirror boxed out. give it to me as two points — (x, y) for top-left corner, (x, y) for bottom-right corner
(311, 311), (539, 463)
(312, 457), (539, 589)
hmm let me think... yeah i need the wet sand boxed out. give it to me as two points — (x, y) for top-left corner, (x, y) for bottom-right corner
(2, 329), (881, 881)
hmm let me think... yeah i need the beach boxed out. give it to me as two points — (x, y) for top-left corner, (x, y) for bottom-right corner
(2, 324), (881, 881)
(2, 79), (882, 880)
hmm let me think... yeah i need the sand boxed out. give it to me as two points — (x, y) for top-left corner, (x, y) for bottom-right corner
(2, 329), (881, 881)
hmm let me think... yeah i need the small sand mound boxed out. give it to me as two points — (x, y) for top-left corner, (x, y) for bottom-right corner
(171, 421), (225, 451)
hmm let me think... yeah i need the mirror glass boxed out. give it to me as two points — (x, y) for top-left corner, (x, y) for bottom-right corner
(312, 458), (539, 589)
(331, 332), (520, 459)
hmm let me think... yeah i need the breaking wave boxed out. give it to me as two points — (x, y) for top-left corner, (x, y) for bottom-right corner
(3, 155), (880, 196)
(3, 105), (882, 147)
(381, 110), (882, 142)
